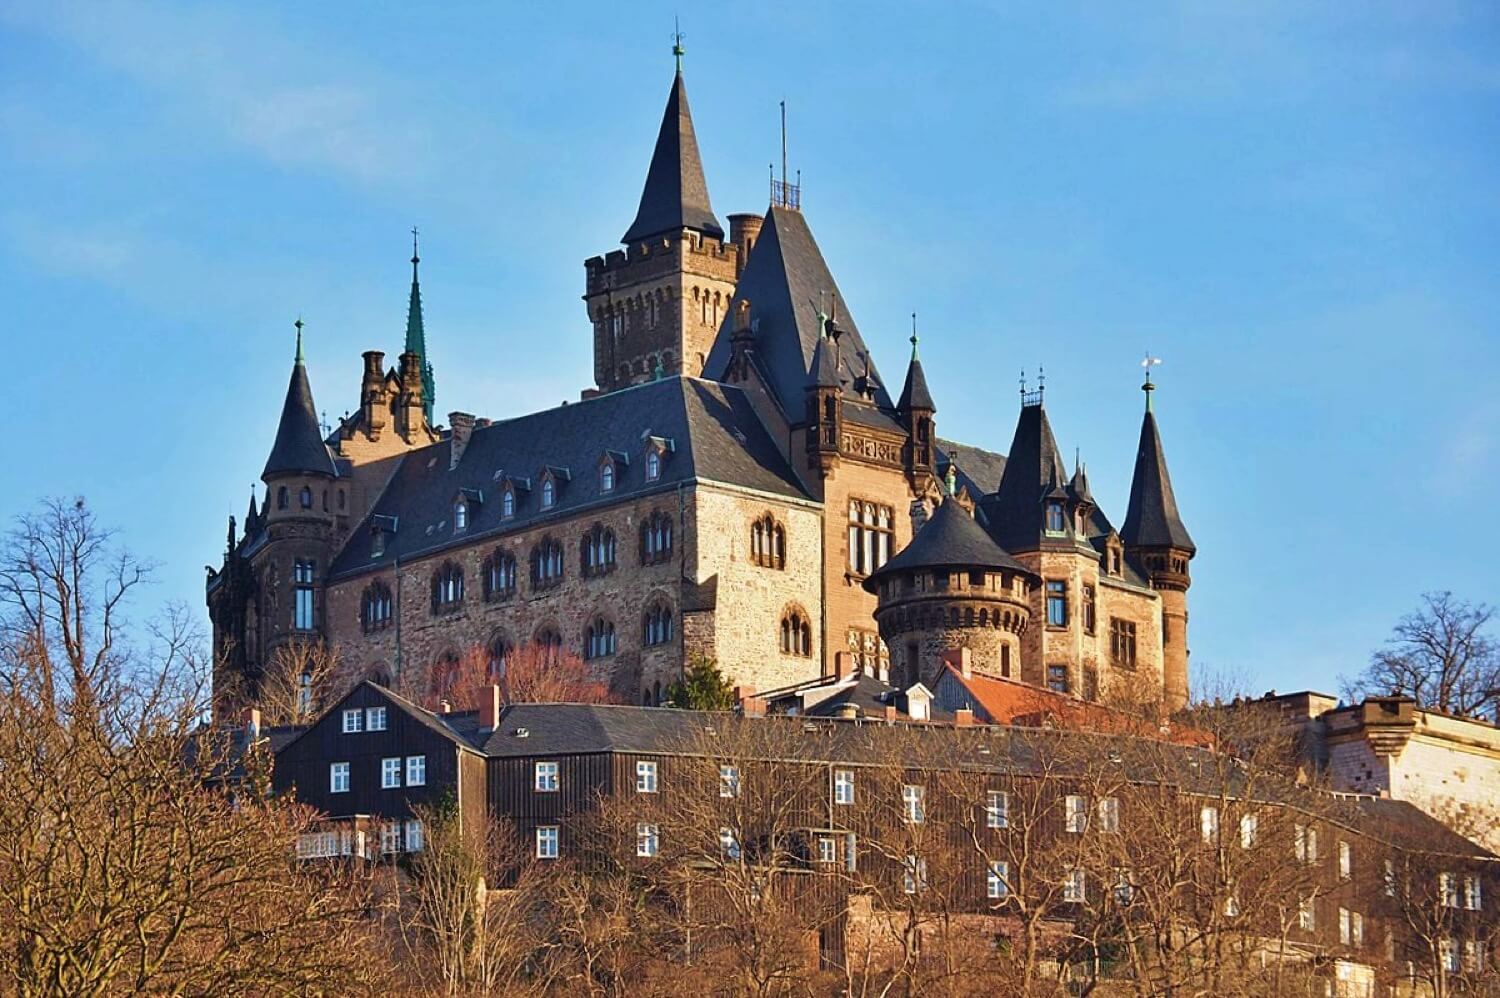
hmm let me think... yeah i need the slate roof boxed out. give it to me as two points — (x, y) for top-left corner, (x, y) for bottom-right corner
(936, 439), (1007, 498)
(896, 349), (934, 413)
(621, 71), (724, 244)
(703, 207), (894, 417)
(863, 497), (1031, 593)
(1120, 409), (1195, 553)
(330, 377), (808, 579)
(262, 358), (338, 480)
(483, 703), (721, 756)
(980, 403), (1070, 553)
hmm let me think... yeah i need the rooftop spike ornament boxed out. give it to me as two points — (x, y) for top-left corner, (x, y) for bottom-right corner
(1141, 353), (1163, 412)
(671, 18), (685, 73)
(294, 316), (304, 364)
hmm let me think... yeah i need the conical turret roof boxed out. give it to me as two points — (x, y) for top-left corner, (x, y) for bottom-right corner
(262, 335), (337, 481)
(864, 498), (1030, 593)
(896, 336), (934, 413)
(980, 402), (1069, 552)
(1121, 409), (1194, 553)
(622, 71), (724, 244)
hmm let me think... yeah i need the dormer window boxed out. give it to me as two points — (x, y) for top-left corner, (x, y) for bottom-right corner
(646, 451), (661, 482)
(1045, 502), (1066, 535)
(454, 500), (469, 531)
(541, 478), (555, 509)
(502, 488), (516, 519)
(371, 531), (386, 558)
(600, 461), (615, 493)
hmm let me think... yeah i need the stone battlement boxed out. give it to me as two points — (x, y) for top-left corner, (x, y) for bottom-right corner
(585, 232), (738, 286)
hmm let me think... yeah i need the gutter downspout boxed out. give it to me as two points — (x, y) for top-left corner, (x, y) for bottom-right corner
(393, 553), (403, 683)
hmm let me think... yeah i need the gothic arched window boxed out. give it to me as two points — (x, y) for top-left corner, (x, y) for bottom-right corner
(599, 460), (615, 493)
(501, 488), (516, 520)
(487, 634), (511, 680)
(780, 608), (812, 657)
(482, 549), (517, 601)
(751, 514), (786, 570)
(299, 486), (313, 509)
(454, 500), (469, 531)
(646, 451), (661, 482)
(541, 478), (556, 509)
(581, 524), (617, 577)
(643, 601), (674, 647)
(430, 561), (464, 615)
(360, 581), (393, 633)
(530, 537), (565, 589)
(640, 512), (673, 565)
(585, 618), (616, 660)
(533, 627), (563, 666)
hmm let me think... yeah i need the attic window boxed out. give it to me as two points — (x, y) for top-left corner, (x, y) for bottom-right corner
(1045, 502), (1066, 535)
(646, 451), (661, 482)
(371, 531), (386, 558)
(600, 461), (615, 493)
(541, 479), (555, 508)
(454, 500), (469, 531)
(502, 488), (516, 520)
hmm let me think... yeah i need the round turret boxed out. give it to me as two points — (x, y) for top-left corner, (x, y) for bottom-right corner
(863, 499), (1036, 688)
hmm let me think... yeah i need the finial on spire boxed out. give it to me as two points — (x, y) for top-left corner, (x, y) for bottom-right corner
(910, 312), (920, 359)
(1141, 353), (1163, 412)
(945, 458), (958, 498)
(294, 316), (304, 364)
(672, 17), (685, 72)
(411, 225), (420, 267)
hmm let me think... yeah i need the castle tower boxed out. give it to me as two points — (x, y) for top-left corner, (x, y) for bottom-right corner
(583, 53), (739, 392)
(805, 318), (843, 476)
(896, 327), (937, 489)
(1121, 377), (1195, 711)
(864, 495), (1035, 688)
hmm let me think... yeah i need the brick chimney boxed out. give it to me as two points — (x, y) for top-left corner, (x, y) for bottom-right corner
(955, 707), (974, 727)
(942, 647), (973, 680)
(449, 411), (476, 469)
(479, 683), (502, 732)
(833, 651), (854, 681)
(735, 686), (766, 718)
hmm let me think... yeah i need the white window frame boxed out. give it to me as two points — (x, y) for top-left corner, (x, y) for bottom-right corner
(405, 819), (424, 853)
(330, 762), (350, 794)
(1338, 839), (1352, 880)
(1339, 907), (1351, 945)
(1464, 875), (1483, 911)
(834, 769), (855, 806)
(817, 837), (837, 864)
(1063, 868), (1086, 903)
(381, 757), (401, 789)
(536, 825), (559, 859)
(720, 827), (741, 861)
(636, 760), (658, 794)
(365, 706), (387, 731)
(406, 755), (426, 787)
(535, 761), (559, 792)
(719, 764), (740, 798)
(1441, 871), (1460, 908)
(380, 820), (401, 854)
(903, 855), (927, 895)
(902, 784), (925, 824)
(987, 861), (1010, 899)
(1065, 794), (1087, 834)
(986, 790), (1009, 829)
(1098, 796), (1120, 833)
(636, 822), (659, 858)
(1239, 813), (1258, 849)
(1200, 805), (1219, 844)
(342, 709), (363, 734)
(1298, 897), (1316, 931)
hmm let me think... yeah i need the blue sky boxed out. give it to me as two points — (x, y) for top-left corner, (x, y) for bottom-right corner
(2, 2), (1496, 698)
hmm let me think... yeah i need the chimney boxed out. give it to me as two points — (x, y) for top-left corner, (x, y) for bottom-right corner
(438, 699), (452, 715)
(942, 647), (973, 680)
(479, 683), (502, 732)
(727, 213), (764, 277)
(955, 707), (974, 728)
(242, 706), (262, 742)
(740, 695), (766, 719)
(884, 705), (898, 721)
(360, 351), (388, 438)
(833, 652), (854, 681)
(449, 411), (476, 469)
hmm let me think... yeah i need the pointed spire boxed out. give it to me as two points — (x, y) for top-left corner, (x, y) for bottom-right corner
(245, 486), (261, 534)
(1121, 390), (1194, 553)
(810, 329), (842, 389)
(622, 64), (724, 244)
(983, 401), (1071, 552)
(405, 228), (435, 423)
(897, 312), (935, 413)
(263, 319), (337, 481)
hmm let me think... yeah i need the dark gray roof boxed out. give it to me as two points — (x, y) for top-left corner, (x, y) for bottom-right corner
(896, 349), (934, 413)
(330, 377), (808, 578)
(1120, 409), (1195, 553)
(980, 403), (1070, 553)
(937, 439), (1007, 498)
(864, 497), (1031, 593)
(703, 207), (893, 418)
(810, 333), (841, 389)
(262, 359), (338, 480)
(621, 71), (724, 244)
(482, 703), (722, 756)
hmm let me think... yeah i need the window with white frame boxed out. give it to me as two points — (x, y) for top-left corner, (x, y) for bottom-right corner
(903, 855), (927, 895)
(636, 823), (659, 858)
(535, 761), (559, 792)
(1113, 868), (1135, 905)
(406, 755), (426, 787)
(1441, 938), (1460, 974)
(380, 821), (401, 854)
(1441, 872), (1460, 908)
(835, 769), (854, 806)
(1339, 839), (1352, 880)
(719, 764), (740, 798)
(1098, 796), (1120, 833)
(1465, 875), (1483, 910)
(1063, 869), (1086, 903)
(1298, 898), (1316, 931)
(365, 706), (386, 731)
(330, 762), (350, 793)
(846, 500), (894, 576)
(1294, 823), (1317, 865)
(381, 757), (401, 789)
(636, 760), (658, 793)
(987, 861), (1009, 899)
(1239, 813), (1258, 849)
(1351, 910), (1364, 947)
(902, 784), (925, 824)
(501, 488), (515, 519)
(536, 825), (559, 859)
(1200, 805), (1219, 843)
(817, 837), (837, 864)
(342, 709), (363, 733)
(1065, 795), (1087, 833)
(405, 819), (424, 852)
(986, 790), (1009, 829)
(720, 827), (741, 860)
(1384, 858), (1397, 897)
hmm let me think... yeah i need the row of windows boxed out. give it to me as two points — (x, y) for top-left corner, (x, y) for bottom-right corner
(453, 603), (678, 679)
(276, 485), (346, 513)
(462, 451), (670, 530)
(341, 707), (387, 732)
(328, 755), (424, 793)
(1043, 581), (1141, 670)
(294, 820), (426, 860)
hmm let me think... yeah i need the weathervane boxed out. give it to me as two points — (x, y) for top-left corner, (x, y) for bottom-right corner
(1141, 353), (1163, 411)
(672, 18), (685, 72)
(411, 225), (420, 265)
(910, 312), (919, 357)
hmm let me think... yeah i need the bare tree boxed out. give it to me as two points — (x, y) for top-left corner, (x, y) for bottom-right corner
(420, 641), (614, 713)
(1345, 592), (1499, 720)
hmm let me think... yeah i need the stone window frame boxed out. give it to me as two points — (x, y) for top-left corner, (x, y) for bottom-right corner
(530, 536), (566, 589)
(584, 616), (617, 660)
(643, 598), (674, 647)
(1108, 617), (1138, 669)
(430, 560), (465, 615)
(532, 624), (564, 665)
(640, 511), (674, 565)
(580, 522), (618, 578)
(482, 548), (518, 602)
(846, 498), (894, 578)
(486, 631), (512, 680)
(360, 580), (394, 633)
(1082, 584), (1097, 635)
(780, 604), (814, 658)
(750, 512), (787, 570)
(1045, 580), (1068, 628)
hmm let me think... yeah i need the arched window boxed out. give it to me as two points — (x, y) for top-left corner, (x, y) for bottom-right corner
(430, 561), (464, 614)
(501, 488), (516, 519)
(534, 627), (563, 666)
(644, 601), (674, 647)
(487, 634), (511, 680)
(360, 581), (394, 633)
(581, 524), (617, 577)
(530, 537), (565, 588)
(299, 486), (313, 509)
(646, 450), (661, 482)
(780, 608), (812, 657)
(751, 514), (786, 569)
(641, 512), (673, 564)
(600, 461), (615, 493)
(541, 478), (556, 509)
(277, 486), (289, 510)
(585, 618), (616, 660)
(454, 500), (468, 531)
(431, 649), (461, 703)
(482, 550), (517, 601)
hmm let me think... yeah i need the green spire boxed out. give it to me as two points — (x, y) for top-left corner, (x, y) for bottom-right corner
(405, 228), (435, 422)
(945, 461), (957, 497)
(672, 18), (685, 73)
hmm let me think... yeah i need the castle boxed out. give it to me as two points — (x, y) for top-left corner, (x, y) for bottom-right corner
(206, 55), (1196, 714)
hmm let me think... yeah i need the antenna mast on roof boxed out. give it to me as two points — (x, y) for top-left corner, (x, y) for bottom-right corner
(771, 100), (801, 210)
